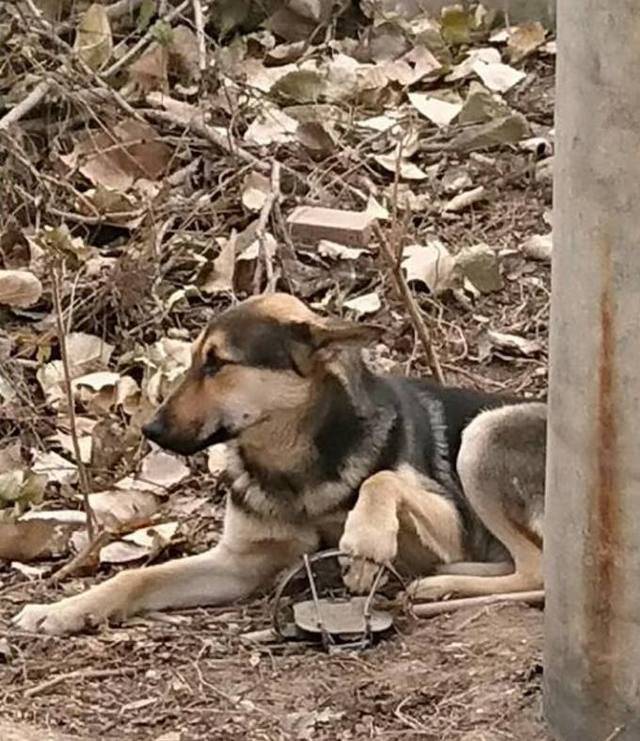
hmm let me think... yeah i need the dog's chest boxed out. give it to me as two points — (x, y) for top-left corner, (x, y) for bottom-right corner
(223, 442), (366, 522)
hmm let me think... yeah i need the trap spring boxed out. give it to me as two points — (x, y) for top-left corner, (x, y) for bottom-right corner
(272, 549), (403, 653)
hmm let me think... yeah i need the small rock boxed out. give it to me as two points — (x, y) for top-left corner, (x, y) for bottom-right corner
(442, 166), (472, 194)
(455, 244), (503, 293)
(522, 233), (553, 262)
(449, 113), (530, 152)
(458, 81), (510, 124)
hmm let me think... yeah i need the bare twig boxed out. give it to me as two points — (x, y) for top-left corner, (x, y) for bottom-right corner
(253, 162), (280, 294)
(0, 80), (52, 131)
(50, 265), (96, 540)
(192, 0), (207, 76)
(104, 0), (191, 78)
(374, 223), (445, 384)
(411, 590), (545, 618)
(51, 530), (111, 583)
(24, 667), (136, 698)
(106, 0), (145, 19)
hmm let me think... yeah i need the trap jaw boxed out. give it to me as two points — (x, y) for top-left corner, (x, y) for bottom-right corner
(272, 548), (399, 654)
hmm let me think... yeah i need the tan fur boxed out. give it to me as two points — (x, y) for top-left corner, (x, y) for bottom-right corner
(340, 467), (465, 593)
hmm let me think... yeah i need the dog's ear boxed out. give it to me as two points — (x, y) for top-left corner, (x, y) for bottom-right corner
(287, 319), (383, 375)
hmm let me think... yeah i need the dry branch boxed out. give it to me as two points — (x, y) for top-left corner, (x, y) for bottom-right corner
(375, 223), (445, 384)
(50, 266), (96, 540)
(411, 590), (545, 618)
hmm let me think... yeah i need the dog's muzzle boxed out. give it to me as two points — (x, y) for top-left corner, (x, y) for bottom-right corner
(142, 411), (233, 455)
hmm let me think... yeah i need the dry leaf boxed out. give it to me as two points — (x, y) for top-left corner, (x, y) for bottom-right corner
(402, 241), (459, 294)
(124, 448), (190, 494)
(296, 121), (336, 156)
(99, 521), (179, 563)
(0, 270), (42, 308)
(244, 106), (298, 146)
(241, 172), (271, 212)
(200, 235), (237, 294)
(74, 3), (112, 70)
(440, 4), (472, 46)
(0, 520), (76, 562)
(60, 119), (171, 191)
(373, 154), (429, 181)
(73, 371), (120, 392)
(408, 92), (462, 127)
(129, 43), (169, 93)
(169, 25), (201, 81)
(50, 432), (93, 464)
(88, 489), (159, 530)
(31, 449), (77, 485)
(507, 22), (545, 64)
(472, 60), (526, 93)
(271, 69), (326, 103)
(446, 48), (500, 82)
(318, 240), (367, 261)
(343, 292), (381, 316)
(487, 330), (542, 357)
(66, 333), (114, 374)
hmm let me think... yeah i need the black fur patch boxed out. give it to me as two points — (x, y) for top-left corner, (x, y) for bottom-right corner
(312, 374), (365, 481)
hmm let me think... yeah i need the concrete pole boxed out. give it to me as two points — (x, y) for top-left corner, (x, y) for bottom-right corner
(544, 3), (640, 740)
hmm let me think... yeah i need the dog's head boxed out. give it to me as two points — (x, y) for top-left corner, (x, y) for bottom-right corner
(142, 293), (381, 455)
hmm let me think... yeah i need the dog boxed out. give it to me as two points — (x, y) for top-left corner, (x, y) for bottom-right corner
(13, 293), (546, 635)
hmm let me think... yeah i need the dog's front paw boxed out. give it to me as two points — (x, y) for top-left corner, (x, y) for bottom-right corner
(12, 600), (96, 636)
(339, 511), (398, 594)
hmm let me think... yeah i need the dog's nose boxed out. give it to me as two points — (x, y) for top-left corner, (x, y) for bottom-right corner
(142, 415), (165, 444)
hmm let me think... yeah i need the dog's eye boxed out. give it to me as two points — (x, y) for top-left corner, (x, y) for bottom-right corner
(203, 352), (225, 376)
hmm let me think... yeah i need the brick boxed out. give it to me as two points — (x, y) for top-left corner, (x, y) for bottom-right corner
(287, 206), (376, 247)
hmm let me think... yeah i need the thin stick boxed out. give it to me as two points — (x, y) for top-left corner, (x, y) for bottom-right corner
(104, 0), (190, 78)
(51, 530), (111, 583)
(0, 80), (52, 130)
(411, 589), (545, 618)
(253, 162), (280, 294)
(106, 0), (145, 19)
(50, 265), (96, 540)
(192, 0), (207, 76)
(374, 223), (445, 384)
(24, 667), (135, 698)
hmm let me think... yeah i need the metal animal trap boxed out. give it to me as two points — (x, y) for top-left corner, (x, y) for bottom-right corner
(272, 549), (402, 653)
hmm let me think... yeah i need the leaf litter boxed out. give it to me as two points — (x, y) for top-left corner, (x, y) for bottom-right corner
(0, 1), (553, 738)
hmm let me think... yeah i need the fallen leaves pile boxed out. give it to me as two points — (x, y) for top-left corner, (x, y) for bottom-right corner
(1, 1), (553, 584)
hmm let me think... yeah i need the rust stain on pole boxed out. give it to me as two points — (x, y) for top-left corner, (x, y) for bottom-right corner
(585, 241), (619, 690)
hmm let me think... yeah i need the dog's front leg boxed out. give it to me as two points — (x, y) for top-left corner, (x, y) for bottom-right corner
(339, 468), (464, 593)
(13, 506), (317, 636)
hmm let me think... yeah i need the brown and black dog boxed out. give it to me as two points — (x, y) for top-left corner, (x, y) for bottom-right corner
(14, 293), (546, 634)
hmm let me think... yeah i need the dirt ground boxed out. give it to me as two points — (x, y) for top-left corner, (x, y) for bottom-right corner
(0, 591), (548, 740)
(1, 2), (557, 739)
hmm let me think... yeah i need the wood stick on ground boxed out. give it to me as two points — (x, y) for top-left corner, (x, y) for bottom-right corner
(374, 223), (445, 384)
(253, 162), (280, 294)
(104, 0), (190, 78)
(0, 80), (52, 131)
(50, 265), (96, 540)
(411, 590), (545, 618)
(51, 529), (111, 583)
(24, 667), (136, 699)
(192, 0), (207, 76)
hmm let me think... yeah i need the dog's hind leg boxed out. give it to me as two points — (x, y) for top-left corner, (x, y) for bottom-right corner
(339, 468), (465, 593)
(409, 403), (546, 601)
(13, 503), (318, 635)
